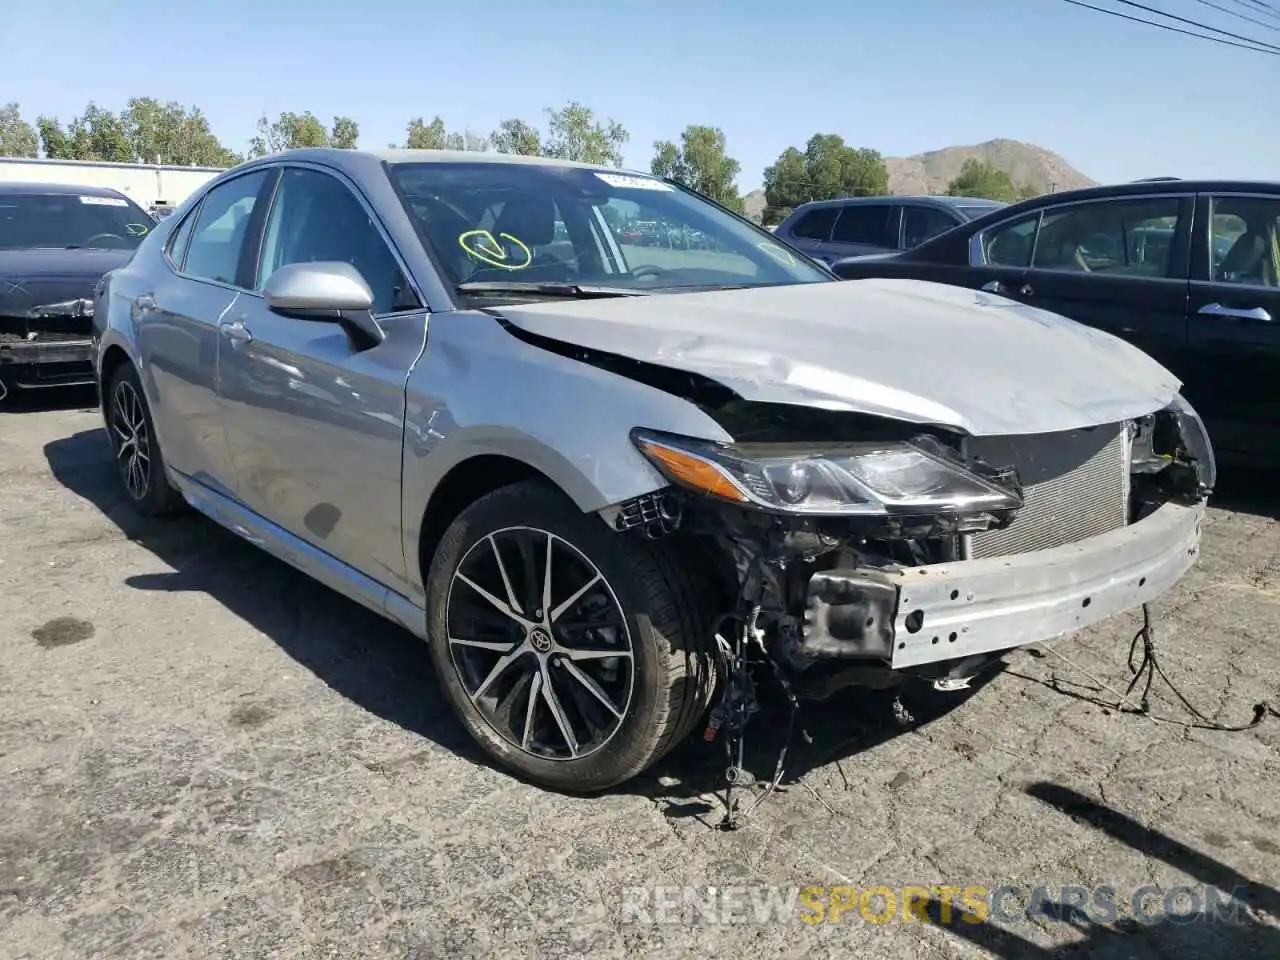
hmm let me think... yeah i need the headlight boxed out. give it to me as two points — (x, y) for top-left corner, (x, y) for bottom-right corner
(1165, 393), (1216, 493)
(631, 428), (1023, 516)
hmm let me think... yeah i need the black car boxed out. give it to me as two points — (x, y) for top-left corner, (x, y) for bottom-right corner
(831, 179), (1280, 468)
(0, 182), (154, 399)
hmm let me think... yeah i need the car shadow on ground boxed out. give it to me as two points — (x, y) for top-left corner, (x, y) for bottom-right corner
(921, 783), (1280, 959)
(1209, 464), (1279, 522)
(45, 427), (996, 810)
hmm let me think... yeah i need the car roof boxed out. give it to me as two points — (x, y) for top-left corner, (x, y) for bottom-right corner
(228, 146), (642, 179)
(1006, 178), (1280, 206)
(0, 181), (132, 199)
(788, 194), (1004, 214)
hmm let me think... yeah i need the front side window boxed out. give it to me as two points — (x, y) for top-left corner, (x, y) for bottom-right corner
(903, 206), (959, 248)
(830, 205), (894, 247)
(183, 171), (271, 286)
(1031, 197), (1183, 277)
(1208, 195), (1280, 287)
(983, 214), (1039, 267)
(0, 192), (153, 251)
(389, 162), (831, 295)
(256, 168), (417, 314)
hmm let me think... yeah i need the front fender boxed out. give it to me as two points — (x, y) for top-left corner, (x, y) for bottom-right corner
(399, 310), (736, 595)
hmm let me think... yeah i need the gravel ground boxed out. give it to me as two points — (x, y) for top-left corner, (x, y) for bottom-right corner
(2, 387), (1278, 960)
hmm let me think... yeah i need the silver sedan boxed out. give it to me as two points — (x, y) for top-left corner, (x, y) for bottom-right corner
(92, 148), (1214, 795)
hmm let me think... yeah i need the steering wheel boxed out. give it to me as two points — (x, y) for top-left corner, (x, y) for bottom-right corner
(630, 264), (670, 282)
(84, 233), (127, 248)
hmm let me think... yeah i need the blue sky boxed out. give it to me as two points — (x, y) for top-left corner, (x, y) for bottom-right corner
(4, 0), (1276, 190)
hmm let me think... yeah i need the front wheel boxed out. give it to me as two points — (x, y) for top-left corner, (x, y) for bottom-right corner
(425, 481), (717, 793)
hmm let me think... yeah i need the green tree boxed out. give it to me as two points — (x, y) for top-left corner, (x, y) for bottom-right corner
(39, 104), (132, 162)
(330, 116), (360, 149)
(762, 134), (890, 220)
(0, 103), (38, 158)
(650, 125), (743, 212)
(400, 116), (486, 151)
(945, 158), (1025, 203)
(490, 118), (541, 156)
(543, 102), (627, 166)
(248, 111), (332, 157)
(37, 117), (71, 159)
(120, 97), (238, 166)
(403, 116), (450, 149)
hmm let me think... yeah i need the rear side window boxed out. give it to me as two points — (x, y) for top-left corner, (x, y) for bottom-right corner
(182, 171), (271, 287)
(788, 206), (838, 241)
(831, 205), (894, 246)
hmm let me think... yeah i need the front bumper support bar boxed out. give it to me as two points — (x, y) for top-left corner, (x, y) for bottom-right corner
(887, 500), (1204, 668)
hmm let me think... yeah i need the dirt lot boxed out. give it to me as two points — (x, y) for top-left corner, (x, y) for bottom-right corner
(2, 388), (1279, 960)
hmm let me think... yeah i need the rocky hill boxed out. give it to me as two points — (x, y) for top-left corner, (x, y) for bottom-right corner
(885, 139), (1096, 196)
(742, 138), (1097, 221)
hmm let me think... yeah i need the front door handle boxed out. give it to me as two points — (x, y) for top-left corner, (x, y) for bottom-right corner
(219, 319), (253, 345)
(1197, 302), (1273, 323)
(980, 280), (1034, 296)
(135, 293), (157, 314)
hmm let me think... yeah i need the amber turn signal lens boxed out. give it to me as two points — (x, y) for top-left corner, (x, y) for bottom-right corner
(637, 440), (750, 503)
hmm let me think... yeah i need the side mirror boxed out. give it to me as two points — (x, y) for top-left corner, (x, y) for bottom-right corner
(262, 261), (385, 349)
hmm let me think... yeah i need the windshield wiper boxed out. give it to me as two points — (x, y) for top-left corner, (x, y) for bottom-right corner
(454, 281), (648, 299)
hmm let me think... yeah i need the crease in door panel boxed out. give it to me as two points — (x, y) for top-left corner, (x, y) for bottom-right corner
(213, 291), (243, 500)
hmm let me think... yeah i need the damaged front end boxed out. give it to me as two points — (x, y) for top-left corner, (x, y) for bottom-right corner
(602, 395), (1212, 821)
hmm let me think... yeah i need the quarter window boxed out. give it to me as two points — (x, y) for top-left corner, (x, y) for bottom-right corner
(1208, 196), (1280, 287)
(983, 214), (1039, 267)
(165, 205), (199, 270)
(255, 168), (417, 315)
(182, 171), (271, 287)
(1031, 197), (1182, 277)
(831, 205), (894, 246)
(789, 206), (838, 241)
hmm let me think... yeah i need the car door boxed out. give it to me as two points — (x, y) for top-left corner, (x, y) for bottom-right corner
(216, 163), (427, 596)
(996, 193), (1193, 380)
(135, 168), (276, 497)
(1183, 191), (1280, 464)
(824, 202), (900, 260)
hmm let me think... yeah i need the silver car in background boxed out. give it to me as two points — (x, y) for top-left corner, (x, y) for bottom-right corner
(91, 149), (1214, 792)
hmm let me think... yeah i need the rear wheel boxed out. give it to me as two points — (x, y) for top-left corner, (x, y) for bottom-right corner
(425, 480), (718, 792)
(105, 363), (185, 517)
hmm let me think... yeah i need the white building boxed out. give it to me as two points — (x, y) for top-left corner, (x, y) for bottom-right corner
(0, 157), (227, 211)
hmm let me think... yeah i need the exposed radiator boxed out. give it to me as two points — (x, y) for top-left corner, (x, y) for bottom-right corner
(960, 423), (1131, 559)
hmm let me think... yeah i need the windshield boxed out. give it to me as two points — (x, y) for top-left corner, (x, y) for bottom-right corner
(0, 192), (154, 251)
(388, 162), (831, 295)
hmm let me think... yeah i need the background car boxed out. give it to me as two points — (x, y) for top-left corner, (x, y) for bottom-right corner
(773, 195), (1006, 264)
(830, 178), (1280, 470)
(0, 182), (154, 399)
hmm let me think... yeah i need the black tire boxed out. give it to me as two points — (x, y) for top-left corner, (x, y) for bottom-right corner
(105, 362), (186, 518)
(425, 480), (719, 793)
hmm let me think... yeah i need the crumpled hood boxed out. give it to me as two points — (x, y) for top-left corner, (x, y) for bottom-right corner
(494, 278), (1182, 437)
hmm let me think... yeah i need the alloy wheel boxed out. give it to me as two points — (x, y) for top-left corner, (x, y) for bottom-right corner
(110, 380), (151, 501)
(445, 526), (635, 761)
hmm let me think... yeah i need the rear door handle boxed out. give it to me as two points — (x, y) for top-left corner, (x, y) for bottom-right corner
(135, 293), (157, 314)
(1197, 302), (1273, 322)
(219, 319), (253, 345)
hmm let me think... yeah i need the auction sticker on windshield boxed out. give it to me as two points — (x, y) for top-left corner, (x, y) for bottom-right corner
(594, 172), (673, 191)
(79, 196), (129, 206)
